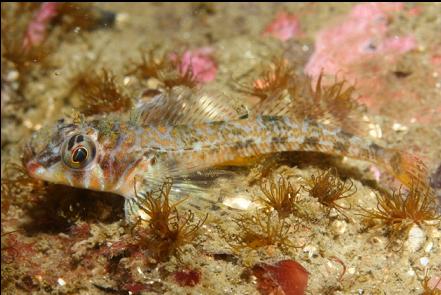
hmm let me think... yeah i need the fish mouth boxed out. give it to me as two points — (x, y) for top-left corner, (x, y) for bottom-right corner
(25, 159), (44, 178)
(22, 142), (42, 178)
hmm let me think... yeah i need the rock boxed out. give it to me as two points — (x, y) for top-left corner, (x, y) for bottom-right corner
(407, 224), (426, 252)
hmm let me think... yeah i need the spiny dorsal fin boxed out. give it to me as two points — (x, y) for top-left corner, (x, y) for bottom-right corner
(241, 59), (369, 136)
(132, 87), (247, 126)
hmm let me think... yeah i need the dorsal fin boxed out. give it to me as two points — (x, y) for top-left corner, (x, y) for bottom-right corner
(235, 57), (368, 136)
(132, 87), (247, 126)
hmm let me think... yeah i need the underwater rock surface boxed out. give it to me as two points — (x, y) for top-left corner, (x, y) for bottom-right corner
(2, 3), (441, 294)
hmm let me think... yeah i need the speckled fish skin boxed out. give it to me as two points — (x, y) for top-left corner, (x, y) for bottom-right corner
(24, 112), (427, 221)
(140, 115), (426, 189)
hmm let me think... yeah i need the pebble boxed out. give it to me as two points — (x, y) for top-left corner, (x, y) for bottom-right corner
(328, 208), (339, 218)
(419, 257), (429, 267)
(6, 70), (19, 81)
(116, 13), (129, 27)
(57, 278), (66, 286)
(368, 123), (382, 138)
(407, 269), (416, 276)
(407, 224), (426, 252)
(392, 122), (408, 132)
(222, 194), (257, 210)
(123, 76), (132, 85)
(303, 245), (317, 259)
(330, 220), (347, 236)
(430, 228), (441, 238)
(370, 236), (383, 245)
(424, 241), (433, 253)
(146, 78), (161, 89)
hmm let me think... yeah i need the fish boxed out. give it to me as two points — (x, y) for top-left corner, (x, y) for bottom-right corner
(23, 87), (428, 222)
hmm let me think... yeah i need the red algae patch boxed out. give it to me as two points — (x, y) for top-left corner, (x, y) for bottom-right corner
(122, 283), (151, 294)
(173, 268), (201, 287)
(252, 259), (309, 295)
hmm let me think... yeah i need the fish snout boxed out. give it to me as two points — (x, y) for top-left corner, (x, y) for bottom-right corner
(24, 158), (44, 178)
(22, 143), (43, 178)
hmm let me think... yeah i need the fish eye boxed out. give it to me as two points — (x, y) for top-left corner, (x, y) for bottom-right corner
(62, 134), (96, 169)
(72, 146), (88, 163)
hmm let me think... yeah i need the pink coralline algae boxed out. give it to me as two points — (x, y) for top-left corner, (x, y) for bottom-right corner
(263, 12), (301, 41)
(428, 276), (441, 291)
(23, 2), (60, 49)
(305, 2), (416, 80)
(302, 2), (441, 123)
(252, 259), (309, 295)
(175, 47), (217, 84)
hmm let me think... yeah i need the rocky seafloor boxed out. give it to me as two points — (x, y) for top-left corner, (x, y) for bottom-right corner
(1, 3), (441, 295)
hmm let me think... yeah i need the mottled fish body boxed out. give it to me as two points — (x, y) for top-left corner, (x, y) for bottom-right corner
(24, 91), (428, 221)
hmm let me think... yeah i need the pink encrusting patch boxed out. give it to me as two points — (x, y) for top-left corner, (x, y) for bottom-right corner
(305, 2), (415, 80)
(174, 47), (217, 84)
(428, 276), (441, 291)
(262, 12), (302, 41)
(302, 2), (441, 124)
(379, 35), (417, 54)
(23, 2), (60, 49)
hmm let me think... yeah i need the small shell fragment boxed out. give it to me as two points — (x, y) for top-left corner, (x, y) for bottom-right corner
(370, 236), (383, 245)
(6, 70), (19, 81)
(392, 122), (408, 132)
(222, 195), (257, 210)
(407, 224), (426, 252)
(330, 220), (347, 236)
(424, 241), (433, 253)
(419, 257), (429, 266)
(303, 245), (317, 259)
(406, 269), (416, 276)
(368, 123), (382, 138)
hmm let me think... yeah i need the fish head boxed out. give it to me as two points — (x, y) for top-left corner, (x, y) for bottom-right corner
(23, 119), (105, 191)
